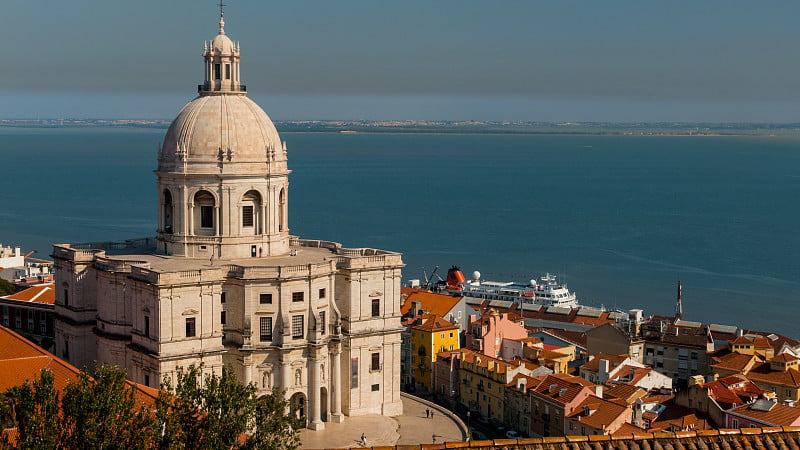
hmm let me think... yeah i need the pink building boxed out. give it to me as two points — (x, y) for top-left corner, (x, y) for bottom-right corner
(433, 350), (464, 401)
(466, 309), (527, 359)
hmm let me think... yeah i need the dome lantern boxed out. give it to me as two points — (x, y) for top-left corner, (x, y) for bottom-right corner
(199, 6), (244, 94)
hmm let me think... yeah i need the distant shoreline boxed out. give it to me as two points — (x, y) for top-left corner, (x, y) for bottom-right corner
(2, 119), (800, 137)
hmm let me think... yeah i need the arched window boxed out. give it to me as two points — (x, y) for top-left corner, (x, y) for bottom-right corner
(241, 190), (261, 235)
(194, 190), (216, 236)
(278, 188), (286, 232)
(163, 189), (174, 234)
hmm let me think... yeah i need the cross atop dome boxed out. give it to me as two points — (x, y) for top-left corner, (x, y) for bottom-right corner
(218, 0), (226, 34)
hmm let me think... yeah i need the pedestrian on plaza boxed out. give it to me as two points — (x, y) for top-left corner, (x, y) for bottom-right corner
(433, 434), (436, 444)
(426, 408), (430, 418)
(361, 433), (367, 447)
(431, 410), (435, 419)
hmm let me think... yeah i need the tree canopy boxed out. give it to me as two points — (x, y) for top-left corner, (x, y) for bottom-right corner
(1, 364), (302, 450)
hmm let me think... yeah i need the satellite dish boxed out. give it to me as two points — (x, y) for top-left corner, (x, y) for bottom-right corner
(472, 271), (481, 281)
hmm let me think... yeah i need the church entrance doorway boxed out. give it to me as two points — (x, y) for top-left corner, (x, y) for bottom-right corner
(290, 392), (307, 423)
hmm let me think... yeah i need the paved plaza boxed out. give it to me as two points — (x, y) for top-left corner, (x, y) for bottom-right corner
(299, 394), (467, 449)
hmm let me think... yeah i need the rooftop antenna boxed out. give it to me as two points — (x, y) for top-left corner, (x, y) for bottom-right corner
(675, 280), (683, 321)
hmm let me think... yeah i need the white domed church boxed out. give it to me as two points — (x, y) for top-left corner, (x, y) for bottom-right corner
(52, 13), (403, 429)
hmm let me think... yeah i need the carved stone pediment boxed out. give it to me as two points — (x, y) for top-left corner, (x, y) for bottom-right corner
(369, 290), (383, 298)
(182, 308), (199, 316)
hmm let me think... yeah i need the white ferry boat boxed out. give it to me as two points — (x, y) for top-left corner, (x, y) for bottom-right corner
(440, 266), (580, 309)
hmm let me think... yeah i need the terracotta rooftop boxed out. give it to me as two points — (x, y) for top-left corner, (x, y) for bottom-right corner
(604, 383), (647, 404)
(0, 325), (158, 403)
(567, 395), (629, 430)
(308, 427), (800, 449)
(710, 352), (760, 373)
(531, 374), (595, 404)
(410, 314), (459, 333)
(529, 327), (588, 348)
(703, 376), (764, 409)
(773, 353), (800, 363)
(729, 401), (800, 427)
(401, 288), (463, 319)
(581, 352), (629, 372)
(747, 363), (800, 388)
(1, 283), (55, 304)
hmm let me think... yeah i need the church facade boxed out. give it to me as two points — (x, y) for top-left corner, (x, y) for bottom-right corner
(52, 13), (403, 430)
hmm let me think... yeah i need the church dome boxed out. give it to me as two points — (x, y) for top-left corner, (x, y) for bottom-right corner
(211, 33), (235, 54)
(159, 94), (283, 167)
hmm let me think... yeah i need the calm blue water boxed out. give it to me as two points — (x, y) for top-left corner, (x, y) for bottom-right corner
(1, 127), (799, 335)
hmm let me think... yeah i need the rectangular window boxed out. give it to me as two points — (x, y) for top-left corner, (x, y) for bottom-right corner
(732, 419), (738, 428)
(15, 310), (21, 328)
(371, 384), (380, 392)
(259, 293), (272, 304)
(144, 315), (149, 337)
(242, 205), (254, 227)
(63, 341), (69, 359)
(40, 312), (47, 334)
(221, 292), (226, 303)
(28, 314), (34, 332)
(292, 292), (304, 303)
(200, 206), (214, 228)
(371, 299), (380, 317)
(320, 311), (326, 335)
(260, 317), (273, 341)
(292, 315), (304, 339)
(64, 289), (69, 307)
(221, 311), (226, 325)
(214, 63), (221, 80)
(2, 306), (7, 326)
(144, 375), (150, 387)
(319, 288), (326, 299)
(371, 352), (380, 371)
(185, 318), (196, 337)
(225, 63), (231, 80)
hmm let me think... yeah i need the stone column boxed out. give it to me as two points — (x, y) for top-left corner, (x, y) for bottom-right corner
(188, 203), (194, 236)
(308, 351), (324, 430)
(330, 344), (344, 422)
(214, 206), (220, 237)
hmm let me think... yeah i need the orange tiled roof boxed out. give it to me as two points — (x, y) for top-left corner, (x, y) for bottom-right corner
(306, 428), (800, 450)
(581, 352), (629, 372)
(0, 326), (158, 404)
(604, 383), (646, 404)
(410, 314), (459, 333)
(567, 395), (629, 430)
(2, 283), (55, 304)
(729, 401), (800, 427)
(747, 363), (800, 388)
(531, 374), (595, 404)
(711, 352), (760, 372)
(773, 353), (800, 363)
(400, 288), (462, 318)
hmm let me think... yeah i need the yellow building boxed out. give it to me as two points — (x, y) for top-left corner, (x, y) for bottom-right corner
(410, 314), (459, 392)
(457, 349), (545, 424)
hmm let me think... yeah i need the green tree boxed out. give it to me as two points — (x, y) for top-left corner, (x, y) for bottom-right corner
(158, 364), (302, 450)
(59, 365), (158, 450)
(0, 279), (15, 297)
(1, 369), (62, 450)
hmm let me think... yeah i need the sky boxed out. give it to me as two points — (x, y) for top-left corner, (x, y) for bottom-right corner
(3, 1), (800, 122)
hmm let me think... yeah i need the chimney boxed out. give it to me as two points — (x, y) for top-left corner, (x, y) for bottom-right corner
(688, 375), (705, 387)
(595, 385), (603, 397)
(411, 301), (421, 317)
(737, 329), (744, 337)
(520, 378), (527, 394)
(598, 359), (611, 383)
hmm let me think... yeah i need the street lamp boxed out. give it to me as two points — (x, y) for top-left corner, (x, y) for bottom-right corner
(467, 410), (471, 440)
